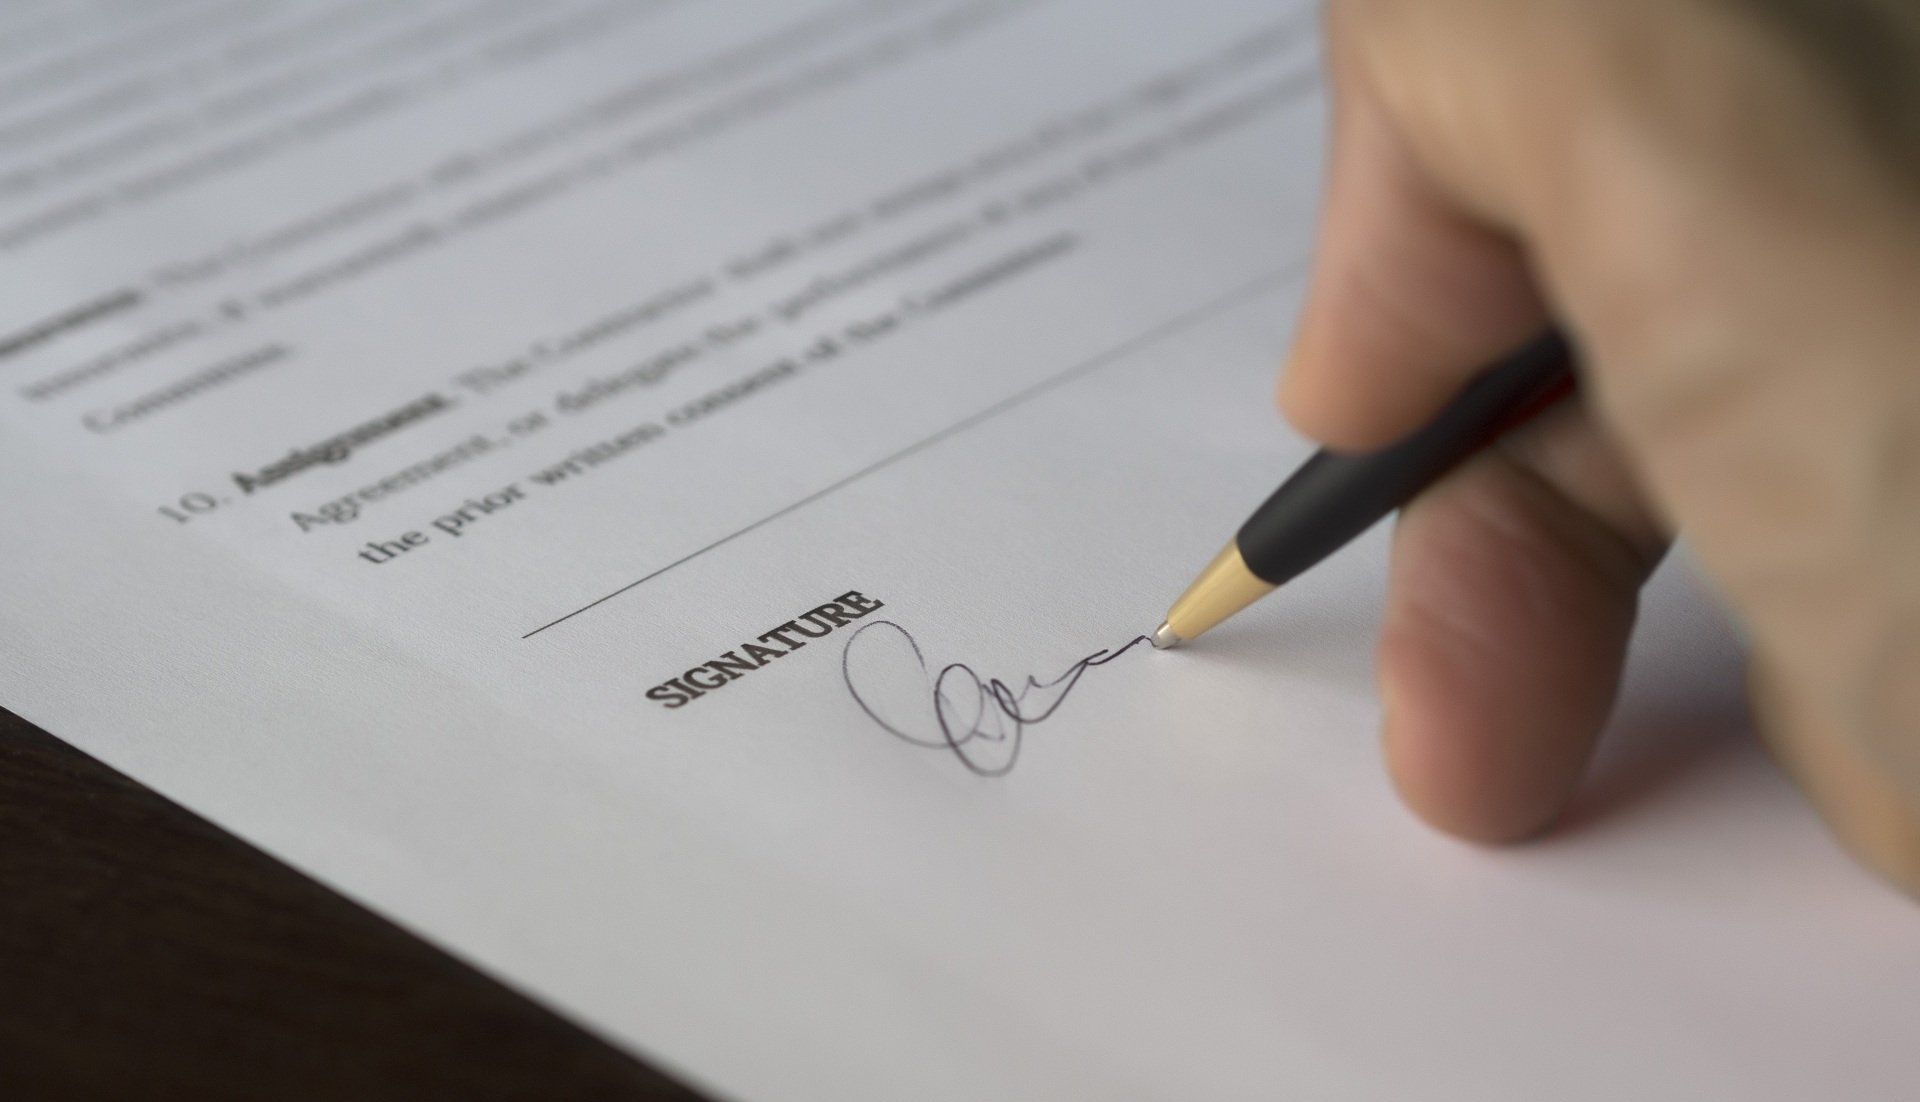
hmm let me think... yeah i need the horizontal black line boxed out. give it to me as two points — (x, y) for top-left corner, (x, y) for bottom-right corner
(521, 266), (1300, 639)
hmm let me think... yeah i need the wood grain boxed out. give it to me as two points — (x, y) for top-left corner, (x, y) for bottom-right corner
(0, 707), (707, 1101)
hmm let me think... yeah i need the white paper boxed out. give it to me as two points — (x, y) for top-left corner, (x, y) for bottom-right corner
(2, 2), (1915, 1099)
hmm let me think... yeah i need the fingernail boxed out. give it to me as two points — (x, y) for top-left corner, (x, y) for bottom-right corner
(1276, 350), (1308, 420)
(1377, 670), (1400, 747)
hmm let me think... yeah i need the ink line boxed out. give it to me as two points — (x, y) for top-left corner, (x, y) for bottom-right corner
(522, 264), (1301, 638)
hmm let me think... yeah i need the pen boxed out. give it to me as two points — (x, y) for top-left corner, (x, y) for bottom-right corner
(1153, 331), (1574, 648)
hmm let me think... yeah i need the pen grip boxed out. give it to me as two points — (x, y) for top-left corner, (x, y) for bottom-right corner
(1236, 332), (1574, 586)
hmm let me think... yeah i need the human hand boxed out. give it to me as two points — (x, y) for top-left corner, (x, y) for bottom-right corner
(1282, 0), (1920, 892)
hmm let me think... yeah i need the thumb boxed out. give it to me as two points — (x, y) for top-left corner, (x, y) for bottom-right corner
(1278, 4), (1547, 452)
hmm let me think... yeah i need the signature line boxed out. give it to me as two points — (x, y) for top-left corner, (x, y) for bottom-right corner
(521, 265), (1300, 639)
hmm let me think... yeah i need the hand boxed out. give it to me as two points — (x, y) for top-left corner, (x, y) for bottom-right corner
(1282, 0), (1920, 892)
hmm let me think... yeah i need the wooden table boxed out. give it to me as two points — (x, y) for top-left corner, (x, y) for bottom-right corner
(0, 708), (704, 1100)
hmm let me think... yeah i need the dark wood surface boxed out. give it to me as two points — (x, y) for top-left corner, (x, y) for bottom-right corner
(0, 707), (707, 1102)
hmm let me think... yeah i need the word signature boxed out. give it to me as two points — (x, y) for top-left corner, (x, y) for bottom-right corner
(840, 620), (1155, 776)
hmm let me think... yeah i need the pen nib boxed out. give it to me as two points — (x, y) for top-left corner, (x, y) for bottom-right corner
(1150, 622), (1184, 650)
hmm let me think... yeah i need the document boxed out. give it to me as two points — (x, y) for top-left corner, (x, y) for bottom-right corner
(2, 2), (1915, 1098)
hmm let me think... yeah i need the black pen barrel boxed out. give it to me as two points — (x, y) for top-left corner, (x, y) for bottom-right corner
(1235, 331), (1573, 587)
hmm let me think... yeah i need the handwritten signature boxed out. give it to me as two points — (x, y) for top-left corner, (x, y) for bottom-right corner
(840, 620), (1155, 776)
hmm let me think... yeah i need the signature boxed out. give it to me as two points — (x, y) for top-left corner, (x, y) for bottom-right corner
(840, 620), (1156, 777)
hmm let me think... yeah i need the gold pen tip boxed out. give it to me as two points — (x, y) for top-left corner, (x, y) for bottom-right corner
(1151, 622), (1185, 650)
